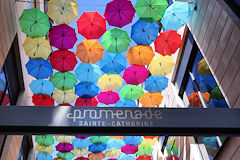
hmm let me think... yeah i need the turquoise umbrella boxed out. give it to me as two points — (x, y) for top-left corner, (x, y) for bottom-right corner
(114, 99), (137, 107)
(0, 78), (6, 92)
(29, 79), (55, 95)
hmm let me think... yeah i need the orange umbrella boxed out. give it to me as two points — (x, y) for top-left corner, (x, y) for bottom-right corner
(140, 92), (163, 107)
(88, 152), (105, 160)
(188, 92), (210, 107)
(109, 136), (126, 140)
(126, 45), (155, 66)
(76, 39), (104, 64)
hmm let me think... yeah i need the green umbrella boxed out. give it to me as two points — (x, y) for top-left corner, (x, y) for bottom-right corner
(90, 136), (109, 145)
(135, 0), (168, 23)
(57, 152), (74, 160)
(136, 146), (153, 156)
(120, 85), (144, 101)
(35, 136), (54, 147)
(167, 146), (178, 155)
(101, 28), (131, 53)
(50, 72), (77, 91)
(19, 8), (50, 38)
(210, 86), (224, 100)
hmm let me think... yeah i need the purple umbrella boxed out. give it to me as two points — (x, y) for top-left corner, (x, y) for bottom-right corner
(56, 143), (74, 153)
(76, 136), (90, 139)
(49, 24), (77, 50)
(104, 0), (135, 28)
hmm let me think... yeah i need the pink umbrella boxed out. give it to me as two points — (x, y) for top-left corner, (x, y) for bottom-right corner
(108, 159), (118, 160)
(123, 65), (149, 85)
(75, 136), (90, 139)
(104, 0), (135, 28)
(121, 145), (138, 154)
(56, 143), (74, 152)
(49, 24), (77, 50)
(97, 91), (120, 105)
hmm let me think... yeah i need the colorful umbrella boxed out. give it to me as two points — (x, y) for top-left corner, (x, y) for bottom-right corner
(154, 30), (182, 56)
(75, 97), (98, 107)
(75, 63), (101, 83)
(195, 75), (216, 92)
(100, 53), (127, 74)
(58, 103), (72, 106)
(109, 136), (126, 140)
(48, 0), (78, 24)
(76, 39), (104, 63)
(120, 85), (144, 101)
(32, 94), (54, 106)
(55, 136), (75, 143)
(75, 82), (99, 98)
(76, 136), (90, 139)
(106, 139), (125, 150)
(104, 0), (135, 28)
(136, 155), (152, 160)
(123, 65), (149, 85)
(136, 146), (153, 156)
(108, 158), (118, 160)
(161, 1), (191, 31)
(210, 86), (224, 100)
(97, 91), (120, 105)
(0, 78), (6, 92)
(75, 157), (89, 160)
(166, 146), (178, 155)
(198, 58), (212, 76)
(56, 143), (74, 153)
(140, 92), (163, 107)
(167, 137), (175, 146)
(148, 54), (175, 77)
(169, 155), (179, 160)
(37, 153), (52, 160)
(105, 150), (121, 157)
(49, 50), (77, 72)
(145, 76), (168, 93)
(140, 138), (158, 147)
(123, 136), (143, 146)
(98, 74), (123, 91)
(135, 0), (168, 23)
(72, 148), (89, 156)
(102, 28), (131, 53)
(89, 144), (107, 153)
(202, 137), (218, 149)
(88, 153), (105, 160)
(50, 72), (77, 91)
(29, 79), (55, 95)
(118, 153), (136, 160)
(90, 136), (109, 145)
(72, 137), (91, 149)
(131, 20), (159, 46)
(143, 136), (156, 139)
(57, 152), (74, 160)
(25, 58), (53, 79)
(126, 45), (155, 66)
(114, 99), (137, 107)
(35, 136), (54, 147)
(188, 92), (210, 107)
(77, 11), (106, 39)
(52, 89), (76, 104)
(49, 24), (77, 50)
(22, 37), (52, 59)
(121, 145), (138, 154)
(209, 98), (228, 108)
(19, 8), (50, 37)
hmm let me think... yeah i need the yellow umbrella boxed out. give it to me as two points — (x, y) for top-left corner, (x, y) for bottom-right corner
(148, 54), (175, 77)
(22, 37), (51, 59)
(167, 137), (175, 147)
(36, 145), (54, 155)
(98, 74), (123, 91)
(105, 150), (121, 157)
(52, 89), (76, 104)
(140, 138), (158, 147)
(77, 39), (104, 64)
(55, 136), (75, 143)
(72, 148), (89, 156)
(140, 92), (163, 107)
(126, 45), (155, 66)
(198, 58), (212, 76)
(48, 0), (78, 24)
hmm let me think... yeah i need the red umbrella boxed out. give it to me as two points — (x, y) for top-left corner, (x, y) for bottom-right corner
(154, 30), (182, 56)
(121, 145), (138, 154)
(97, 91), (120, 105)
(169, 155), (179, 160)
(143, 136), (157, 139)
(0, 92), (10, 105)
(77, 12), (106, 39)
(56, 143), (74, 152)
(75, 157), (89, 160)
(136, 155), (152, 160)
(123, 65), (149, 85)
(75, 97), (98, 107)
(32, 94), (54, 106)
(58, 103), (72, 106)
(50, 50), (77, 72)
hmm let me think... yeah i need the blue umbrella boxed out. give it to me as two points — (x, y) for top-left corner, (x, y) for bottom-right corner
(37, 153), (52, 160)
(131, 20), (159, 46)
(145, 76), (168, 93)
(100, 53), (127, 74)
(118, 153), (136, 160)
(72, 138), (91, 149)
(123, 136), (143, 146)
(207, 99), (228, 108)
(195, 75), (216, 92)
(202, 137), (218, 149)
(114, 99), (137, 107)
(89, 144), (107, 153)
(0, 78), (6, 92)
(106, 139), (125, 150)
(25, 58), (53, 79)
(75, 63), (101, 83)
(75, 82), (99, 98)
(29, 79), (55, 95)
(161, 1), (191, 31)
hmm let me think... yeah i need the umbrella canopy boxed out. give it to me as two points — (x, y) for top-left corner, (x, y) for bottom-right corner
(97, 91), (120, 105)
(26, 58), (53, 79)
(56, 143), (74, 152)
(36, 145), (54, 155)
(114, 99), (137, 107)
(35, 136), (54, 147)
(140, 138), (158, 147)
(98, 74), (123, 91)
(75, 157), (89, 160)
(118, 153), (136, 160)
(75, 82), (99, 98)
(126, 45), (155, 66)
(106, 139), (125, 150)
(75, 97), (98, 107)
(123, 136), (143, 146)
(121, 145), (138, 154)
(89, 144), (107, 153)
(58, 103), (72, 106)
(108, 159), (118, 160)
(72, 148), (89, 156)
(48, 0), (78, 24)
(195, 75), (216, 92)
(57, 152), (74, 160)
(49, 24), (77, 50)
(166, 146), (178, 155)
(102, 28), (131, 53)
(131, 20), (159, 46)
(167, 137), (175, 146)
(120, 85), (144, 101)
(55, 136), (75, 143)
(198, 58), (212, 76)
(49, 50), (77, 72)
(105, 150), (121, 157)
(210, 86), (224, 100)
(90, 136), (109, 145)
(109, 136), (126, 140)
(161, 1), (191, 31)
(75, 63), (102, 83)
(148, 54), (175, 77)
(72, 138), (91, 149)
(104, 0), (135, 28)
(76, 39), (104, 63)
(143, 136), (156, 139)
(77, 11), (106, 39)
(22, 37), (51, 59)
(188, 92), (210, 107)
(136, 146), (153, 156)
(136, 155), (152, 160)
(52, 89), (76, 104)
(123, 65), (149, 85)
(37, 153), (52, 160)
(140, 92), (163, 107)
(169, 155), (179, 160)
(19, 8), (50, 37)
(145, 76), (168, 93)
(32, 94), (54, 106)
(135, 0), (168, 23)
(76, 136), (90, 139)
(29, 79), (55, 95)
(100, 53), (127, 74)
(202, 137), (218, 149)
(154, 30), (182, 56)
(88, 153), (105, 160)
(50, 72), (77, 91)
(0, 79), (6, 92)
